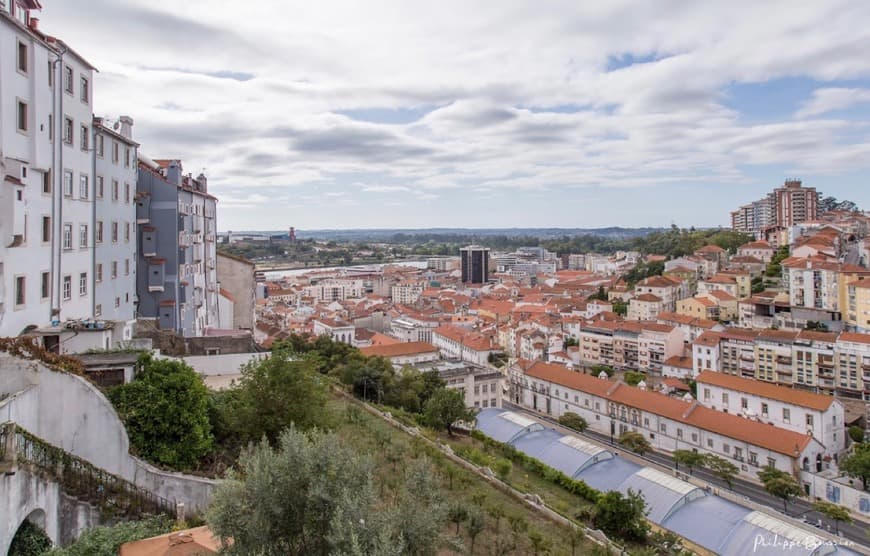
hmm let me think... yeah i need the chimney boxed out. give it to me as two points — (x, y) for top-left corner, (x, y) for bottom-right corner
(119, 115), (134, 140)
(29, 17), (39, 31)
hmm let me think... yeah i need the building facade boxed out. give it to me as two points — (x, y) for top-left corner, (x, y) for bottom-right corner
(460, 245), (489, 284)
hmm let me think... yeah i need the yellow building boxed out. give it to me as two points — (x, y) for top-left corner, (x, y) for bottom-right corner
(846, 278), (870, 333)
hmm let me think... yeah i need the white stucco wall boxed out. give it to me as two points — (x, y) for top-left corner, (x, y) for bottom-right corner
(0, 354), (216, 514)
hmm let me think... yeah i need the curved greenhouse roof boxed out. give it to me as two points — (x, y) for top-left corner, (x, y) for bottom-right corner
(617, 467), (707, 523)
(511, 428), (613, 478)
(474, 408), (544, 444)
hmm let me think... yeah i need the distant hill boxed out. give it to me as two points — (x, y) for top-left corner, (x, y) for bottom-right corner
(231, 227), (666, 241)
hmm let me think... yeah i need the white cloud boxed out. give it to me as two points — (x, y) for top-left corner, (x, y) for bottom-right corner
(796, 88), (870, 118)
(35, 0), (870, 228)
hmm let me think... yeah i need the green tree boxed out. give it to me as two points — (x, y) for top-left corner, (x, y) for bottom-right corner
(593, 489), (649, 543)
(466, 508), (486, 555)
(840, 443), (870, 490)
(423, 388), (474, 436)
(225, 352), (331, 447)
(673, 449), (706, 475)
(619, 431), (652, 455)
(207, 427), (417, 556)
(46, 516), (173, 556)
(528, 529), (551, 556)
(493, 458), (513, 481)
(9, 521), (52, 556)
(624, 371), (647, 387)
(392, 459), (449, 556)
(612, 299), (628, 317)
(757, 466), (803, 514)
(558, 412), (588, 432)
(487, 504), (506, 534)
(849, 425), (865, 444)
(447, 502), (469, 534)
(812, 500), (853, 535)
(704, 454), (739, 489)
(108, 354), (213, 469)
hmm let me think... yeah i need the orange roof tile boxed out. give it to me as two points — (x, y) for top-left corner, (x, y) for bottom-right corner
(359, 341), (438, 358)
(527, 363), (814, 456)
(696, 371), (835, 411)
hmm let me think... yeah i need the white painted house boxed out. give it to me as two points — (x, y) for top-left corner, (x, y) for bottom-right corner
(510, 361), (823, 479)
(695, 370), (845, 472)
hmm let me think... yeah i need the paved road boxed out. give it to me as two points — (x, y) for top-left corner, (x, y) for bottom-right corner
(503, 402), (870, 550)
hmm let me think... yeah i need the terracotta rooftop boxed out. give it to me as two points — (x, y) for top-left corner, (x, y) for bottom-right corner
(360, 341), (439, 358)
(696, 370), (836, 412)
(526, 362), (814, 456)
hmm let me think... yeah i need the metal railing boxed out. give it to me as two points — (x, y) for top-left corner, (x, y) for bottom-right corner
(2, 423), (176, 520)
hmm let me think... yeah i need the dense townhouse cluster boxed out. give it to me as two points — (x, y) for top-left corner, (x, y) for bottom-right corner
(0, 2), (221, 350)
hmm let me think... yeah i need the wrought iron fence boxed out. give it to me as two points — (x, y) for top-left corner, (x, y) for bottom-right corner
(12, 426), (176, 520)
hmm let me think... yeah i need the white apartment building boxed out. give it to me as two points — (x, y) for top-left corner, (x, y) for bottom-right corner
(92, 117), (137, 343)
(627, 293), (663, 321)
(432, 324), (498, 366)
(633, 275), (684, 313)
(512, 361), (824, 479)
(426, 360), (503, 409)
(784, 258), (843, 312)
(695, 370), (845, 466)
(302, 279), (364, 302)
(312, 317), (355, 344)
(391, 281), (423, 305)
(389, 314), (439, 343)
(0, 4), (104, 345)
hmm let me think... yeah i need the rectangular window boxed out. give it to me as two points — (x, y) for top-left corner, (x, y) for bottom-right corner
(114, 297), (120, 308)
(80, 125), (89, 151)
(79, 174), (88, 199)
(96, 221), (103, 243)
(15, 276), (25, 307)
(17, 100), (27, 132)
(64, 65), (73, 93)
(43, 170), (51, 194)
(124, 182), (130, 203)
(112, 180), (119, 201)
(741, 397), (748, 410)
(125, 147), (131, 168)
(723, 443), (730, 454)
(17, 40), (27, 73)
(79, 224), (88, 248)
(41, 216), (51, 242)
(62, 275), (71, 300)
(761, 402), (769, 416)
(782, 408), (790, 424)
(677, 429), (683, 439)
(722, 393), (729, 405)
(96, 134), (104, 157)
(79, 272), (87, 296)
(707, 438), (713, 448)
(111, 261), (118, 279)
(41, 272), (50, 299)
(63, 223), (72, 249)
(95, 304), (101, 317)
(125, 259), (130, 275)
(80, 75), (89, 102)
(64, 116), (73, 145)
(47, 60), (54, 87)
(96, 263), (103, 283)
(659, 423), (667, 433)
(111, 222), (118, 243)
(112, 141), (119, 163)
(806, 414), (814, 427)
(96, 176), (104, 198)
(703, 388), (710, 401)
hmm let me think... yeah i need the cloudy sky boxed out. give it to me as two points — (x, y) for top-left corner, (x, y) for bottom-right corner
(38, 0), (870, 231)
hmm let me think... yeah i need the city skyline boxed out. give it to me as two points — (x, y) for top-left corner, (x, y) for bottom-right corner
(37, 0), (870, 230)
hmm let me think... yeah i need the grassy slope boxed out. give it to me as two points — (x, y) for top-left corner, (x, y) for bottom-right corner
(328, 397), (602, 556)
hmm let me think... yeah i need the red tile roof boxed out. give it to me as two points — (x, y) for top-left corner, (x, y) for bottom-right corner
(359, 341), (438, 358)
(696, 370), (835, 411)
(526, 362), (814, 456)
